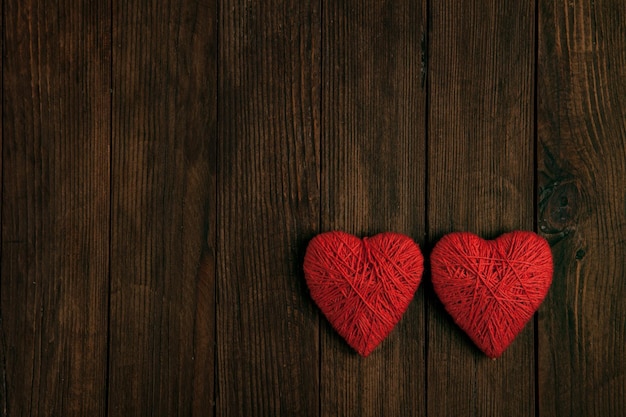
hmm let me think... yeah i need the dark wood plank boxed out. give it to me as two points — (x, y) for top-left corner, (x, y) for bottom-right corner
(108, 0), (217, 415)
(427, 1), (536, 415)
(1, 0), (110, 415)
(537, 1), (626, 415)
(0, 2), (4, 411)
(320, 1), (426, 415)
(215, 0), (321, 416)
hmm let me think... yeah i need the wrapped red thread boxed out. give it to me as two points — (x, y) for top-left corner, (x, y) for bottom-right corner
(303, 231), (424, 356)
(431, 231), (553, 358)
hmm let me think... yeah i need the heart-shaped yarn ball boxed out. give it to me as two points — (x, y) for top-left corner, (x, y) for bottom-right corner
(431, 231), (553, 358)
(303, 231), (424, 356)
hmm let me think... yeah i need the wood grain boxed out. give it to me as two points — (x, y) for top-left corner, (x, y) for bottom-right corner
(216, 0), (321, 416)
(1, 0), (111, 415)
(2, 1), (626, 416)
(537, 0), (626, 415)
(427, 0), (536, 416)
(108, 0), (217, 415)
(320, 1), (426, 415)
(0, 3), (4, 411)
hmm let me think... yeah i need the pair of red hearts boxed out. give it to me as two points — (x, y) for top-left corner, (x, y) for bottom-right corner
(303, 231), (553, 358)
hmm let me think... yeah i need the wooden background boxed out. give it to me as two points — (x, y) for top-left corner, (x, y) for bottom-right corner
(1, 0), (625, 415)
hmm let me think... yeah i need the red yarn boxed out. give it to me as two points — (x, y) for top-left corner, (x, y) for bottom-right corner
(431, 231), (553, 358)
(303, 231), (424, 356)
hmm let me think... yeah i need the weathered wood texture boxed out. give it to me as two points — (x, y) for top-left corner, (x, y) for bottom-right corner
(0, 5), (3, 411)
(108, 0), (217, 416)
(320, 1), (426, 416)
(427, 0), (536, 416)
(215, 0), (321, 416)
(1, 0), (111, 415)
(537, 0), (626, 416)
(2, 0), (626, 416)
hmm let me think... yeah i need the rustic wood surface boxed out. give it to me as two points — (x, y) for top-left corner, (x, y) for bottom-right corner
(108, 0), (216, 416)
(216, 0), (320, 415)
(537, 0), (626, 416)
(427, 0), (537, 415)
(1, 0), (625, 416)
(320, 2), (426, 416)
(2, 0), (110, 415)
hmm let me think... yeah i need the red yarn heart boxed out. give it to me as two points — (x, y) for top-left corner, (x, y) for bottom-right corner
(303, 231), (424, 356)
(431, 231), (553, 358)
